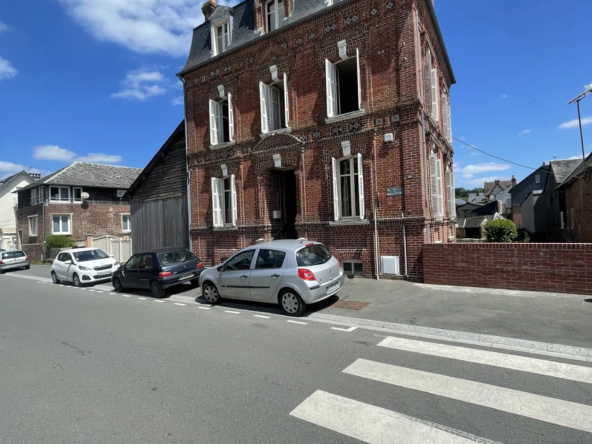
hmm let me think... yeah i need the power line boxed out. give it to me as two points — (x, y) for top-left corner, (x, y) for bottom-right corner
(452, 136), (537, 171)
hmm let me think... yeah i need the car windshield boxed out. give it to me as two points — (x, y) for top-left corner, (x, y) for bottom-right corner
(296, 244), (331, 267)
(73, 249), (110, 262)
(157, 249), (196, 266)
(2, 251), (25, 259)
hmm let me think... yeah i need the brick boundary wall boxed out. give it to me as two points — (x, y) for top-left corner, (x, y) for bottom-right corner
(423, 243), (592, 295)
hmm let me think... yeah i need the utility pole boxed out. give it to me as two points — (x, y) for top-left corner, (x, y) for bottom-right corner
(568, 84), (592, 162)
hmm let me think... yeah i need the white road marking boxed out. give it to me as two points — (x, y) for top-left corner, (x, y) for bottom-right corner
(331, 326), (358, 332)
(290, 390), (501, 444)
(122, 295), (131, 298)
(254, 315), (270, 319)
(87, 289), (95, 292)
(154, 300), (165, 303)
(378, 336), (592, 384)
(174, 303), (186, 306)
(96, 291), (103, 293)
(287, 320), (307, 325)
(79, 288), (87, 291)
(198, 306), (211, 310)
(109, 293), (116, 295)
(138, 297), (147, 300)
(343, 359), (592, 434)
(224, 310), (240, 314)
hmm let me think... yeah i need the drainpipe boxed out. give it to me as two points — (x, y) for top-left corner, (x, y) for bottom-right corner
(372, 140), (380, 280)
(181, 77), (192, 251)
(415, 8), (430, 243)
(402, 213), (408, 277)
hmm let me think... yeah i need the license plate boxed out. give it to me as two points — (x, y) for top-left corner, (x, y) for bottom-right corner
(327, 282), (340, 294)
(179, 273), (193, 280)
(97, 271), (111, 276)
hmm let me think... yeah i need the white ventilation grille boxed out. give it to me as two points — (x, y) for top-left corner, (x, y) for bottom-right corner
(381, 256), (400, 275)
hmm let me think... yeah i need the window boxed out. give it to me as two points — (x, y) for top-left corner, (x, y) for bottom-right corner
(259, 74), (289, 133)
(266, 0), (284, 32)
(326, 50), (362, 117)
(424, 49), (439, 121)
(39, 187), (44, 204)
(31, 188), (38, 205)
(157, 249), (196, 265)
(211, 175), (237, 227)
(215, 22), (229, 54)
(140, 254), (154, 270)
(28, 216), (38, 237)
(50, 186), (70, 202)
(535, 174), (540, 184)
(430, 153), (444, 217)
(296, 244), (332, 267)
(122, 214), (131, 232)
(332, 154), (365, 220)
(326, 0), (342, 5)
(73, 249), (109, 262)
(125, 254), (142, 270)
(342, 260), (363, 276)
(57, 253), (72, 263)
(225, 250), (255, 270)
(73, 187), (83, 203)
(2, 251), (25, 260)
(445, 168), (455, 219)
(209, 94), (234, 145)
(52, 215), (71, 234)
(256, 249), (286, 269)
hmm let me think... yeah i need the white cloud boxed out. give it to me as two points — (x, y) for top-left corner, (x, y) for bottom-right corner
(59, 0), (200, 56)
(112, 69), (167, 101)
(460, 175), (511, 187)
(558, 116), (592, 129)
(461, 163), (511, 179)
(0, 161), (48, 179)
(517, 129), (531, 136)
(0, 20), (8, 34)
(0, 55), (18, 80)
(33, 145), (77, 162)
(171, 95), (183, 106)
(77, 153), (122, 164)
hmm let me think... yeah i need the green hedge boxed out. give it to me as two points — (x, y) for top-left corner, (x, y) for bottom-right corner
(45, 235), (76, 256)
(484, 219), (517, 243)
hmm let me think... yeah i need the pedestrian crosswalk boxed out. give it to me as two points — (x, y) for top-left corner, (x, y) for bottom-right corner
(290, 335), (592, 443)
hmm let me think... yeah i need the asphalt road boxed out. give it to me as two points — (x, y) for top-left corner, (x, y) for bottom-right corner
(1, 268), (592, 443)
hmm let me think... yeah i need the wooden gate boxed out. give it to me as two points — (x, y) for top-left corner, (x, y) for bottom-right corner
(92, 236), (132, 263)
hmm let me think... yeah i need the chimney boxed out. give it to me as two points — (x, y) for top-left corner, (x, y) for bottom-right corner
(202, 0), (217, 21)
(511, 175), (517, 187)
(29, 173), (41, 180)
(542, 161), (546, 166)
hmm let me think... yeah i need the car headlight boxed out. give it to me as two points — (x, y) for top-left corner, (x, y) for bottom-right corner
(79, 265), (92, 271)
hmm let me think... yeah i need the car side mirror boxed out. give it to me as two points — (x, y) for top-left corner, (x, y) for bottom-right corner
(109, 254), (115, 259)
(217, 265), (224, 272)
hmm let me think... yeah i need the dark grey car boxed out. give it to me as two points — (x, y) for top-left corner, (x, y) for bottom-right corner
(0, 250), (30, 273)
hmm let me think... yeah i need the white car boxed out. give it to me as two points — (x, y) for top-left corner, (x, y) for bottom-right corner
(51, 248), (118, 287)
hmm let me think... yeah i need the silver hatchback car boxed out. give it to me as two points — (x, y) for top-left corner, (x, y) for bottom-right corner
(199, 240), (345, 316)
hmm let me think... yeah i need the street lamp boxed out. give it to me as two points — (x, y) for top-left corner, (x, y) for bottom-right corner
(568, 84), (592, 162)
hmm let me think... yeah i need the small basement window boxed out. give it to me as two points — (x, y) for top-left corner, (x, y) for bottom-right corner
(342, 260), (363, 276)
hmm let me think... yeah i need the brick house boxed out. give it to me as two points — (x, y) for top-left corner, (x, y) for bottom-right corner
(178, 0), (456, 279)
(15, 162), (142, 261)
(0, 171), (40, 250)
(557, 153), (592, 242)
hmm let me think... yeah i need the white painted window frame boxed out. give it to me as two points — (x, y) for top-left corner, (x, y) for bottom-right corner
(266, 0), (284, 33)
(342, 259), (363, 275)
(121, 214), (131, 233)
(28, 215), (38, 237)
(209, 95), (235, 146)
(325, 49), (362, 118)
(50, 186), (71, 203)
(259, 75), (289, 134)
(73, 187), (83, 203)
(211, 175), (237, 228)
(430, 153), (444, 218)
(331, 153), (365, 221)
(51, 214), (72, 235)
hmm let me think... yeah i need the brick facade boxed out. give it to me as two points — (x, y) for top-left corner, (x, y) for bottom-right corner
(564, 174), (592, 242)
(182, 0), (455, 279)
(424, 243), (592, 295)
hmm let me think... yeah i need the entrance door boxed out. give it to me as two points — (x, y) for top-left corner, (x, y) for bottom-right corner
(274, 170), (297, 240)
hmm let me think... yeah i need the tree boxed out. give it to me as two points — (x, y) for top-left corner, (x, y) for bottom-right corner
(484, 219), (517, 242)
(44, 235), (76, 260)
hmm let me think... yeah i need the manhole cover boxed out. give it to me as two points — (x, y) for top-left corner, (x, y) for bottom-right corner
(331, 300), (368, 310)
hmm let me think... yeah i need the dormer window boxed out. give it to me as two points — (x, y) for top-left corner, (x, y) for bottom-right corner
(266, 0), (284, 32)
(214, 22), (229, 55)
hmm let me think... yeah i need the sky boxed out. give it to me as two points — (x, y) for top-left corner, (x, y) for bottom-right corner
(0, 0), (591, 188)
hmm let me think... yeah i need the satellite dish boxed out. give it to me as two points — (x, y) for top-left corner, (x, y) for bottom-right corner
(81, 192), (90, 199)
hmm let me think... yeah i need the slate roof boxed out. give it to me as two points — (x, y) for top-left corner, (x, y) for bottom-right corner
(467, 193), (486, 203)
(556, 153), (592, 190)
(0, 173), (17, 186)
(179, 0), (455, 83)
(483, 180), (513, 196)
(455, 198), (467, 206)
(19, 162), (142, 192)
(549, 159), (582, 185)
(457, 216), (491, 229)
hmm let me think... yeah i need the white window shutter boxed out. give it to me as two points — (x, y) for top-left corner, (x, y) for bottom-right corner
(445, 170), (451, 217)
(356, 48), (362, 110)
(215, 101), (223, 144)
(442, 93), (449, 141)
(450, 172), (456, 218)
(231, 174), (238, 226)
(259, 82), (269, 133)
(447, 99), (453, 143)
(210, 26), (216, 55)
(429, 155), (438, 216)
(283, 73), (289, 126)
(228, 93), (235, 141)
(332, 158), (340, 221)
(424, 49), (432, 107)
(228, 16), (233, 43)
(436, 159), (443, 216)
(211, 177), (222, 227)
(431, 69), (439, 121)
(325, 59), (335, 117)
(209, 99), (218, 145)
(357, 153), (365, 219)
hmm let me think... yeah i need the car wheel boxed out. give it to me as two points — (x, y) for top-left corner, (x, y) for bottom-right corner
(151, 281), (166, 298)
(202, 282), (220, 304)
(279, 290), (306, 317)
(51, 271), (60, 284)
(112, 278), (123, 293)
(73, 273), (81, 287)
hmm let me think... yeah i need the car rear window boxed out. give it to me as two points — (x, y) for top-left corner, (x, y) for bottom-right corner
(157, 249), (197, 266)
(296, 244), (331, 267)
(2, 251), (25, 259)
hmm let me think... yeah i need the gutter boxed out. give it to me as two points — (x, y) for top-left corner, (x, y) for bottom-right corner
(181, 77), (193, 250)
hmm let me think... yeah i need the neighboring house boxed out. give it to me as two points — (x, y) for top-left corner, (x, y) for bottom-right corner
(455, 198), (466, 206)
(456, 216), (492, 239)
(520, 190), (546, 235)
(467, 193), (486, 203)
(178, 0), (456, 278)
(456, 202), (483, 218)
(0, 171), (40, 250)
(484, 177), (515, 202)
(124, 121), (190, 254)
(556, 153), (592, 242)
(510, 163), (551, 228)
(15, 162), (142, 261)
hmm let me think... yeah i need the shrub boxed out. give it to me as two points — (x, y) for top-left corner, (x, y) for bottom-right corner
(44, 235), (76, 259)
(516, 228), (531, 243)
(484, 219), (517, 242)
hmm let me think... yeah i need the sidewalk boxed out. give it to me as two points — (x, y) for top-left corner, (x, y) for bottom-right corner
(307, 278), (592, 351)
